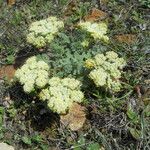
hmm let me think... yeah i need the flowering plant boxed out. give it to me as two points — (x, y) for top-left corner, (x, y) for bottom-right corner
(15, 56), (50, 93)
(85, 51), (126, 92)
(39, 77), (84, 114)
(27, 17), (64, 48)
(78, 21), (109, 42)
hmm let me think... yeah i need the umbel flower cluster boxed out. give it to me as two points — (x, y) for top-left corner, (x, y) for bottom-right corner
(15, 56), (49, 93)
(39, 77), (84, 114)
(85, 51), (126, 92)
(27, 17), (64, 48)
(15, 56), (84, 114)
(78, 21), (109, 42)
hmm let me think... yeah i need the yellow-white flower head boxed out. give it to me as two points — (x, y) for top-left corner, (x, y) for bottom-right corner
(84, 59), (95, 69)
(85, 51), (126, 92)
(106, 51), (118, 61)
(78, 21), (109, 42)
(49, 77), (61, 87)
(81, 40), (89, 47)
(15, 56), (50, 93)
(61, 78), (81, 90)
(70, 90), (84, 103)
(39, 77), (84, 114)
(27, 16), (64, 48)
(89, 68), (107, 86)
(94, 54), (106, 66)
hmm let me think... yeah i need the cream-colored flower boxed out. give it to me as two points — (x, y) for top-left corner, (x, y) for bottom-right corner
(78, 21), (109, 42)
(23, 83), (34, 93)
(71, 90), (84, 103)
(109, 66), (121, 78)
(84, 59), (95, 69)
(115, 58), (126, 69)
(37, 70), (49, 78)
(81, 40), (89, 47)
(61, 78), (81, 90)
(37, 61), (49, 70)
(39, 88), (51, 101)
(106, 51), (118, 61)
(49, 77), (61, 86)
(94, 54), (106, 66)
(27, 16), (64, 48)
(89, 68), (107, 86)
(26, 56), (37, 64)
(85, 51), (126, 92)
(36, 77), (48, 88)
(15, 56), (49, 93)
(111, 80), (122, 92)
(39, 77), (84, 114)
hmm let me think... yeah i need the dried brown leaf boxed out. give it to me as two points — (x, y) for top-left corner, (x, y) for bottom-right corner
(115, 34), (137, 44)
(135, 85), (142, 98)
(84, 8), (107, 21)
(63, 1), (77, 16)
(60, 103), (86, 131)
(100, 0), (109, 5)
(141, 88), (150, 105)
(7, 0), (16, 6)
(0, 65), (16, 81)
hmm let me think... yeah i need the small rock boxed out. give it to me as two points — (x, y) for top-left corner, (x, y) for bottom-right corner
(0, 143), (14, 150)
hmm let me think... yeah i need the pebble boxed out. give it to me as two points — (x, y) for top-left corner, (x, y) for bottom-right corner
(0, 143), (14, 150)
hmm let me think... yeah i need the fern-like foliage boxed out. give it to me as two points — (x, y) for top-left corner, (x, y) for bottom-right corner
(48, 30), (107, 78)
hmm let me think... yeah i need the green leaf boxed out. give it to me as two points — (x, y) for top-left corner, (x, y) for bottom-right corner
(6, 55), (15, 64)
(129, 127), (141, 140)
(127, 107), (139, 123)
(87, 142), (100, 150)
(40, 144), (49, 150)
(37, 54), (50, 64)
(78, 136), (86, 145)
(144, 105), (150, 117)
(58, 33), (70, 44)
(74, 147), (82, 150)
(0, 106), (4, 114)
(0, 132), (4, 140)
(0, 107), (4, 126)
(7, 107), (17, 118)
(22, 136), (32, 145)
(73, 136), (86, 150)
(32, 135), (43, 143)
(0, 0), (2, 6)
